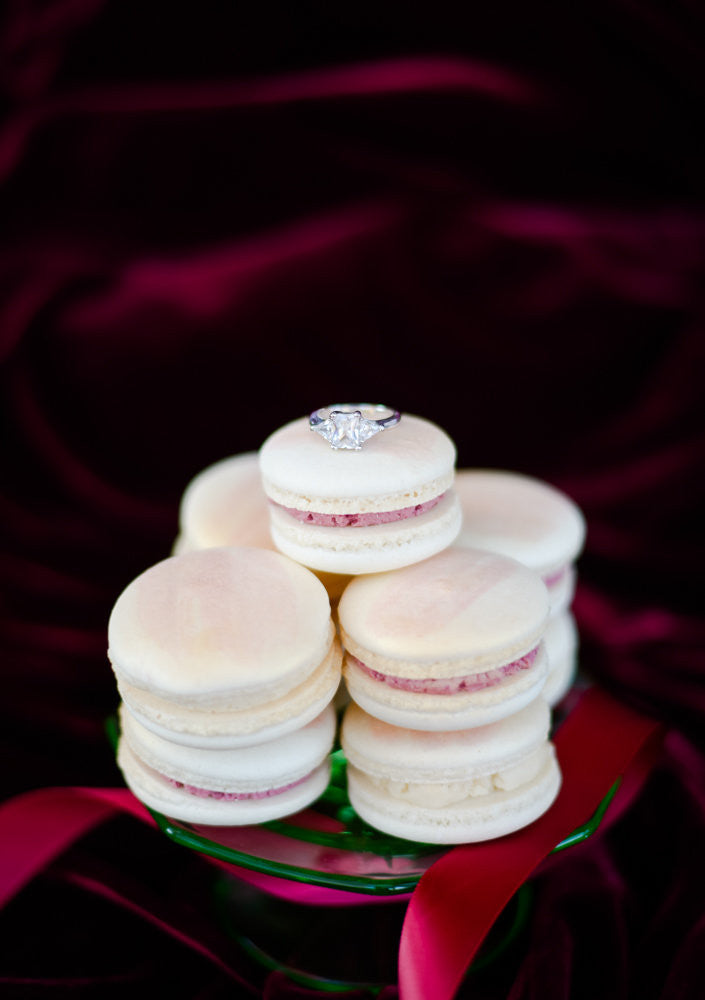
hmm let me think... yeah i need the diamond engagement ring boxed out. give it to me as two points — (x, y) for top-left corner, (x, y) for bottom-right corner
(309, 404), (401, 450)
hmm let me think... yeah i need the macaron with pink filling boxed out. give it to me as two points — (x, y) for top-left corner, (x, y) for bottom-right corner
(259, 410), (462, 575)
(117, 702), (336, 825)
(341, 698), (561, 844)
(108, 547), (341, 748)
(454, 470), (586, 617)
(338, 547), (550, 730)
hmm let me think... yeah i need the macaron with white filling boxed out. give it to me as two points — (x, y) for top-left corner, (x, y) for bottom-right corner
(108, 547), (341, 748)
(118, 702), (336, 825)
(341, 698), (561, 844)
(172, 451), (351, 604)
(338, 547), (550, 730)
(259, 411), (462, 575)
(454, 469), (585, 617)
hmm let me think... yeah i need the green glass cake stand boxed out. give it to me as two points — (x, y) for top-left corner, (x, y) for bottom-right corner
(106, 696), (618, 994)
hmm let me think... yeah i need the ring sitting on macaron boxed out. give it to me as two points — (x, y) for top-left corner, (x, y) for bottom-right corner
(259, 406), (462, 575)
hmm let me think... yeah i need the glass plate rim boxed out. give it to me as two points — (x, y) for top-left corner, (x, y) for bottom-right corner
(106, 714), (619, 896)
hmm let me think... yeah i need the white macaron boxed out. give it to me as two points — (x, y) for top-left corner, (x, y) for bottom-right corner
(454, 470), (585, 616)
(259, 411), (462, 575)
(341, 698), (561, 844)
(542, 611), (579, 707)
(338, 547), (551, 730)
(108, 547), (341, 748)
(172, 452), (351, 604)
(118, 702), (336, 825)
(173, 452), (274, 555)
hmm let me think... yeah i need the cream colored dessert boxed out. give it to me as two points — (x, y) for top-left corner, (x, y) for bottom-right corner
(259, 413), (462, 574)
(118, 702), (336, 825)
(108, 547), (341, 747)
(338, 547), (551, 730)
(454, 470), (585, 617)
(175, 452), (273, 553)
(172, 451), (351, 604)
(341, 698), (561, 843)
(453, 469), (585, 702)
(541, 611), (579, 707)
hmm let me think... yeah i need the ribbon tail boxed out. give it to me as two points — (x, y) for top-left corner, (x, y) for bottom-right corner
(0, 786), (153, 909)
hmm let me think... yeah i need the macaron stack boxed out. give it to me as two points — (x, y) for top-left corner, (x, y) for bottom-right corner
(111, 404), (585, 845)
(337, 547), (561, 843)
(255, 405), (565, 844)
(454, 470), (586, 706)
(109, 546), (341, 824)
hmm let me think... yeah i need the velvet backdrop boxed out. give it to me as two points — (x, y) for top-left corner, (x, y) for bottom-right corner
(1, 2), (703, 997)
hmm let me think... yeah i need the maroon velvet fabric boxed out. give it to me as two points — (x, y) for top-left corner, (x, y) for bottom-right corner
(1, 2), (704, 997)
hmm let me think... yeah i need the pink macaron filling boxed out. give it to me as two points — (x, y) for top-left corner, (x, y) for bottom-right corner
(349, 647), (539, 695)
(166, 772), (311, 801)
(273, 493), (444, 528)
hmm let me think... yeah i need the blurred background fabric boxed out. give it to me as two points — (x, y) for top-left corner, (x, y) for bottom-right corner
(1, 2), (704, 997)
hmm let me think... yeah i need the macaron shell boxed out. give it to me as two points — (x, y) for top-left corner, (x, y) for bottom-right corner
(346, 749), (561, 844)
(118, 740), (331, 826)
(259, 413), (456, 514)
(171, 452), (353, 603)
(119, 702), (336, 791)
(108, 547), (333, 705)
(341, 698), (552, 782)
(542, 611), (579, 706)
(269, 489), (462, 575)
(343, 643), (548, 730)
(338, 547), (550, 677)
(173, 528), (351, 608)
(118, 636), (342, 748)
(546, 565), (577, 618)
(179, 452), (275, 550)
(454, 469), (586, 575)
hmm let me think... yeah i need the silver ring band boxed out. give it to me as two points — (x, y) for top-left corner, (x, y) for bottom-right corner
(309, 404), (401, 450)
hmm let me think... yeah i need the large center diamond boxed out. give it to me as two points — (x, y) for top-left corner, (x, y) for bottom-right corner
(319, 410), (382, 450)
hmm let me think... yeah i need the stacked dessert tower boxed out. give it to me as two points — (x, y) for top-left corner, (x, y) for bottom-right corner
(110, 547), (341, 825)
(112, 404), (585, 844)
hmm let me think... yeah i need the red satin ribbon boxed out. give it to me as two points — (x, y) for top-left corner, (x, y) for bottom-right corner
(0, 785), (366, 909)
(0, 686), (663, 998)
(398, 686), (664, 1000)
(0, 785), (150, 907)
